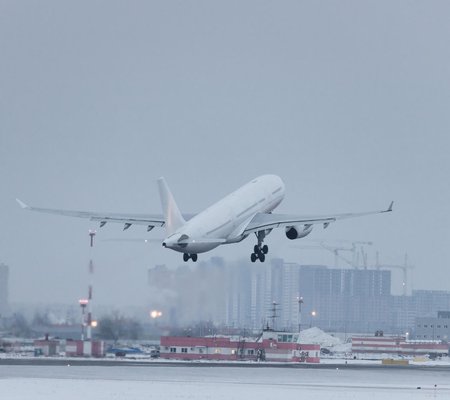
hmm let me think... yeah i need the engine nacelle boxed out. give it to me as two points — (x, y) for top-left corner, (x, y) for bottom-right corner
(285, 224), (313, 240)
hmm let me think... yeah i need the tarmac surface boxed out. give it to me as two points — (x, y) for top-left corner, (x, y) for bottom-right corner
(2, 357), (450, 371)
(3, 362), (450, 400)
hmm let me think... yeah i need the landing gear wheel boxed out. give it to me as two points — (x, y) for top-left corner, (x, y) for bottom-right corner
(251, 230), (269, 263)
(183, 253), (189, 262)
(191, 254), (198, 262)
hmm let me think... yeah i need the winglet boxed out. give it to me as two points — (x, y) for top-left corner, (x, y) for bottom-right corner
(387, 201), (394, 212)
(16, 198), (30, 209)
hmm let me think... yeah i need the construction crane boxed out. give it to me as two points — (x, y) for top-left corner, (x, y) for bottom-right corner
(293, 240), (373, 268)
(291, 243), (351, 268)
(375, 253), (414, 296)
(293, 241), (413, 296)
(318, 242), (353, 268)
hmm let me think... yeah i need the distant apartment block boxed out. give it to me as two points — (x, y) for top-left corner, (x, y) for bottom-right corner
(0, 263), (9, 317)
(147, 257), (450, 335)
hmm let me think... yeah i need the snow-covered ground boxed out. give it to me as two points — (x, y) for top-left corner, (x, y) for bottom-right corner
(299, 328), (450, 365)
(2, 326), (450, 400)
(1, 364), (450, 400)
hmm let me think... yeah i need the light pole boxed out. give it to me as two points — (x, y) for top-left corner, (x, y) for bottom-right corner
(297, 296), (303, 333)
(310, 310), (317, 328)
(88, 230), (96, 247)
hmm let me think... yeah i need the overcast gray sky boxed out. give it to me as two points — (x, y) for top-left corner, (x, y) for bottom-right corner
(1, 1), (449, 306)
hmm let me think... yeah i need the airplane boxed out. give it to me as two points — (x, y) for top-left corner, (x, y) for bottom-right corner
(16, 174), (393, 263)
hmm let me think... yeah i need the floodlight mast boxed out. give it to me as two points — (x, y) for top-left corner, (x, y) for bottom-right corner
(89, 230), (96, 247)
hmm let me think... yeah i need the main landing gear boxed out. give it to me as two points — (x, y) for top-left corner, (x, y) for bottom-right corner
(251, 231), (269, 263)
(183, 253), (198, 262)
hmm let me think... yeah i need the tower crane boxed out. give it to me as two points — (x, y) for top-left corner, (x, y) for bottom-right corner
(318, 242), (353, 268)
(294, 240), (373, 268)
(375, 253), (414, 296)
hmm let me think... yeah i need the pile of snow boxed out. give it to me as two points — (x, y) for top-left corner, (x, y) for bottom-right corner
(298, 327), (341, 348)
(329, 342), (352, 353)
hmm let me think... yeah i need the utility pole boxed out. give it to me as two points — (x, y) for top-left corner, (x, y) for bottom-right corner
(297, 296), (303, 333)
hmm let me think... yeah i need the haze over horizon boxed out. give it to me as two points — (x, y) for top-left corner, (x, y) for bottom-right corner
(1, 1), (449, 307)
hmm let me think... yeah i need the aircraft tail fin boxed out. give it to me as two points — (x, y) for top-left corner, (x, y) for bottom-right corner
(157, 177), (186, 235)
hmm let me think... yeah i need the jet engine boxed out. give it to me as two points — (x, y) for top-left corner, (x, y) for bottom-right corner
(285, 224), (313, 240)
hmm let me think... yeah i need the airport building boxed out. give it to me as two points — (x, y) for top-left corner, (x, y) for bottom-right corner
(414, 311), (450, 340)
(351, 334), (448, 356)
(160, 329), (320, 363)
(33, 338), (105, 357)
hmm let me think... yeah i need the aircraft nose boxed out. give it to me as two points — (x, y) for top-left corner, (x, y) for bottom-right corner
(162, 241), (167, 247)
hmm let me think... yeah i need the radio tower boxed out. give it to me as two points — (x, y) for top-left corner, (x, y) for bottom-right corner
(77, 230), (97, 342)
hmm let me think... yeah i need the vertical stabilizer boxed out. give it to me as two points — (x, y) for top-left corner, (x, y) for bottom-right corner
(157, 177), (186, 235)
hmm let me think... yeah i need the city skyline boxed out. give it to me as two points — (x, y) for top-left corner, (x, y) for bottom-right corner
(0, 248), (430, 307)
(4, 255), (450, 340)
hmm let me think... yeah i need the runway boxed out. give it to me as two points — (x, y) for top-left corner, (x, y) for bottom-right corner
(1, 362), (449, 400)
(2, 357), (450, 371)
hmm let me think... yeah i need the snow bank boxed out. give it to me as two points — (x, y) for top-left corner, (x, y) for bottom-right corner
(298, 327), (341, 348)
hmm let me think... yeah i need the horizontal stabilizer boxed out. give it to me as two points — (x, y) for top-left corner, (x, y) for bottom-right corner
(102, 238), (162, 243)
(386, 201), (394, 212)
(16, 199), (29, 209)
(177, 237), (227, 245)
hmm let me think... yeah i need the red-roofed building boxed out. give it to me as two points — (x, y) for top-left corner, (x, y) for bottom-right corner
(352, 335), (448, 356)
(160, 330), (320, 363)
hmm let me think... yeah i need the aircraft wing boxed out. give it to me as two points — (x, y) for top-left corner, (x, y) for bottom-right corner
(16, 199), (168, 231)
(243, 202), (393, 235)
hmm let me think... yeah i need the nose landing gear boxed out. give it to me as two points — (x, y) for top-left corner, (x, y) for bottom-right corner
(250, 231), (269, 262)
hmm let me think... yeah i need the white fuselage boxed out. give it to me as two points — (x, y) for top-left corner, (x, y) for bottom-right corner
(162, 175), (285, 254)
